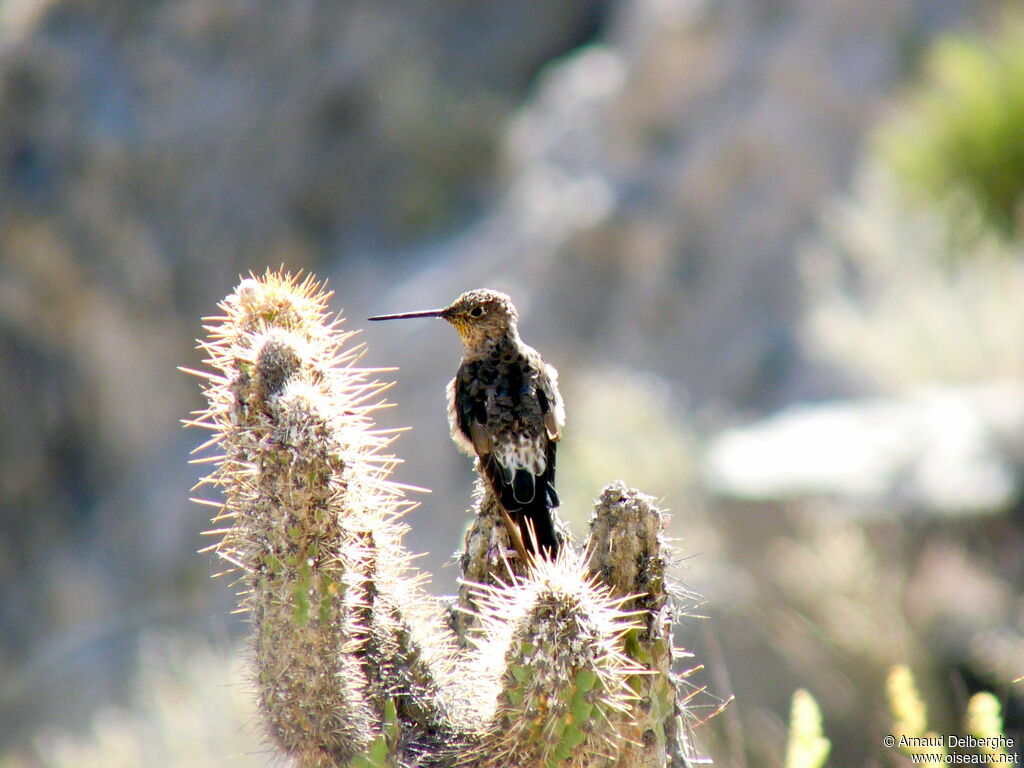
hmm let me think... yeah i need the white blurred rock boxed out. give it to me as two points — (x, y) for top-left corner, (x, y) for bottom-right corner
(704, 381), (1024, 515)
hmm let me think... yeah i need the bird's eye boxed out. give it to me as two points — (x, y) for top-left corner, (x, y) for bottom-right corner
(470, 306), (485, 317)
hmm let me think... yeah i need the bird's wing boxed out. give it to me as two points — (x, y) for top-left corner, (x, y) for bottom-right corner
(447, 375), (478, 456)
(469, 421), (492, 454)
(538, 363), (564, 442)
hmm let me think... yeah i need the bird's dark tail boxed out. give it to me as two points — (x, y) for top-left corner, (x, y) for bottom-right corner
(516, 490), (560, 558)
(482, 448), (560, 559)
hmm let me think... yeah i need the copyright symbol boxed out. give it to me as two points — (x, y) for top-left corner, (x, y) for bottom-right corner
(884, 735), (896, 748)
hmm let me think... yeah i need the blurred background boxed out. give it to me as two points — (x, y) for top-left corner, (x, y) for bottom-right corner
(2, 0), (1023, 764)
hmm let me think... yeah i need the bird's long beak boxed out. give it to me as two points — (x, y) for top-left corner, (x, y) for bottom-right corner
(367, 308), (447, 322)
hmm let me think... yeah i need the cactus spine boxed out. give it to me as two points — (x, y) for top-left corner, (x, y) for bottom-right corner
(187, 271), (705, 767)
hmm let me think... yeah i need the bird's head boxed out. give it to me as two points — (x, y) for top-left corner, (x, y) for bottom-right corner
(440, 289), (518, 348)
(368, 288), (519, 351)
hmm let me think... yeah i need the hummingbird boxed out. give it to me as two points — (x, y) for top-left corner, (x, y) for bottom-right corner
(369, 289), (563, 560)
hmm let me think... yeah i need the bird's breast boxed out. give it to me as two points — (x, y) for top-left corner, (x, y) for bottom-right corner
(458, 347), (547, 431)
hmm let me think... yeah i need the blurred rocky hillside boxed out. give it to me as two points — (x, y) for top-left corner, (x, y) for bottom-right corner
(0, 0), (1005, 760)
(0, 0), (609, 746)
(357, 0), (978, 569)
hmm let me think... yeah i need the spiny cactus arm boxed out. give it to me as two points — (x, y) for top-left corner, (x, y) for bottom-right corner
(453, 482), (530, 643)
(455, 477), (577, 645)
(460, 551), (645, 768)
(587, 483), (702, 768)
(187, 272), (457, 767)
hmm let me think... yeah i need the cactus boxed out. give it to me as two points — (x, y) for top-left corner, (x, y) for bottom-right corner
(186, 270), (705, 767)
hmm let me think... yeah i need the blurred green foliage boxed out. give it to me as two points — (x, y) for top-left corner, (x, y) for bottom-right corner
(783, 690), (830, 768)
(804, 167), (1024, 390)
(876, 13), (1024, 235)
